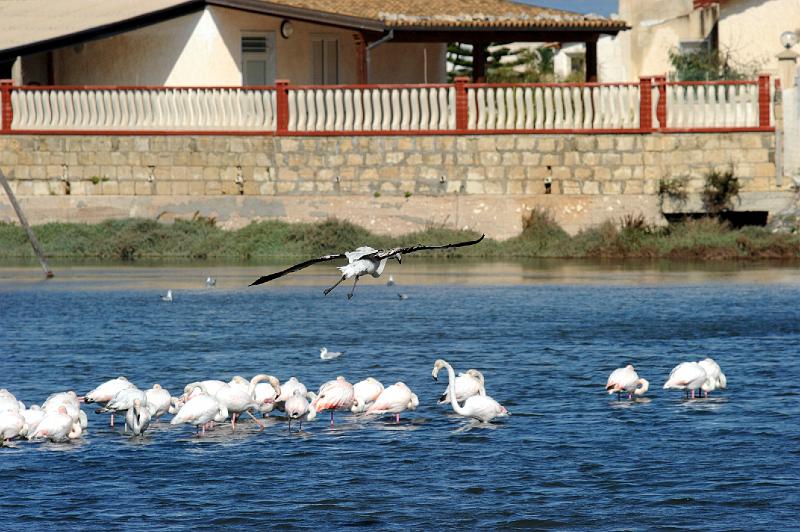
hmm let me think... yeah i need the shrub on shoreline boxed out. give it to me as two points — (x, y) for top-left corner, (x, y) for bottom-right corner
(0, 215), (798, 261)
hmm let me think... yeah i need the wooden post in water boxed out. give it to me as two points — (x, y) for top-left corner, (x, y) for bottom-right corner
(0, 168), (54, 278)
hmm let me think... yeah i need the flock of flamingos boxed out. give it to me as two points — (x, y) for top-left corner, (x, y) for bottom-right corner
(0, 356), (726, 445)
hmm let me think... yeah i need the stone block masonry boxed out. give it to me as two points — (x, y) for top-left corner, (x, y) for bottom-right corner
(0, 132), (789, 239)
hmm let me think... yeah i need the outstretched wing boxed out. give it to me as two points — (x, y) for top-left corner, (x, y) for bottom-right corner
(366, 234), (485, 261)
(249, 253), (347, 286)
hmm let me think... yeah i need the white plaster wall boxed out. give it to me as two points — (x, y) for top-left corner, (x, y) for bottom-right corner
(718, 0), (800, 76)
(613, 0), (713, 80)
(42, 6), (446, 86)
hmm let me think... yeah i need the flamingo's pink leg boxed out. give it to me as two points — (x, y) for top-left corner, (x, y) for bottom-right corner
(231, 413), (237, 432)
(330, 411), (334, 426)
(395, 413), (400, 423)
(691, 389), (695, 399)
(628, 393), (632, 400)
(110, 413), (114, 427)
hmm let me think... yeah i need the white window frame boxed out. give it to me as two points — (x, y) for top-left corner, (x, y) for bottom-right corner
(241, 31), (276, 86)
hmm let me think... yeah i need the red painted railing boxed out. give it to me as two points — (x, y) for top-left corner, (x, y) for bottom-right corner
(0, 76), (774, 135)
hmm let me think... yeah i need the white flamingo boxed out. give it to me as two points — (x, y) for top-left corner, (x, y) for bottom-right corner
(274, 377), (306, 411)
(206, 375), (274, 431)
(284, 389), (316, 432)
(43, 391), (88, 429)
(0, 409), (27, 445)
(437, 369), (485, 404)
(250, 235), (485, 299)
(312, 376), (356, 426)
(145, 384), (172, 419)
(125, 398), (151, 436)
(182, 380), (226, 401)
(253, 378), (281, 417)
(432, 359), (509, 423)
(351, 377), (384, 413)
(664, 361), (708, 399)
(19, 405), (45, 436)
(28, 406), (82, 442)
(698, 358), (727, 397)
(84, 377), (134, 426)
(605, 364), (650, 400)
(170, 389), (228, 436)
(365, 382), (419, 422)
(97, 387), (146, 426)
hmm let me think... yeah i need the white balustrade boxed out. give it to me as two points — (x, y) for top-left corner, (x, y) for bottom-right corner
(663, 82), (759, 128)
(10, 87), (277, 131)
(5, 81), (766, 133)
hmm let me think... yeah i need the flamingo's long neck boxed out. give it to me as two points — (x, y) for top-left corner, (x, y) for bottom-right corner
(634, 378), (649, 396)
(375, 258), (388, 276)
(442, 362), (468, 416)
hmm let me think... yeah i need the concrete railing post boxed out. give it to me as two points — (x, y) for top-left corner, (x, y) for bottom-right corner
(0, 79), (13, 131)
(454, 76), (469, 131)
(276, 79), (289, 133)
(758, 74), (771, 127)
(638, 77), (653, 131)
(653, 75), (667, 129)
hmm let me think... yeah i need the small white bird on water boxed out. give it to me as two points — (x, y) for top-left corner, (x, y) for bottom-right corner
(161, 289), (173, 302)
(250, 235), (485, 299)
(386, 275), (396, 286)
(320, 347), (343, 360)
(205, 276), (216, 287)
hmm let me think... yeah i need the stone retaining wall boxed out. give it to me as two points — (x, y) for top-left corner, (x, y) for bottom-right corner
(0, 131), (788, 238)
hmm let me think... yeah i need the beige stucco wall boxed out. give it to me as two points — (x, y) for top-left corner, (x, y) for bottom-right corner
(611, 0), (799, 82)
(616, 0), (719, 80)
(19, 6), (445, 86)
(0, 131), (785, 237)
(718, 0), (800, 76)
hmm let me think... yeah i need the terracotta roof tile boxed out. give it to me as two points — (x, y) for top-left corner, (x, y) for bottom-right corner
(267, 0), (626, 30)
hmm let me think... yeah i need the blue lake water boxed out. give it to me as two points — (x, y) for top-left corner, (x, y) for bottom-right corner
(1, 262), (799, 530)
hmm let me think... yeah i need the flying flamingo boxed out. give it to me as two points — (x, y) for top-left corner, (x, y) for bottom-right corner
(437, 369), (485, 404)
(312, 376), (355, 426)
(698, 358), (727, 397)
(663, 361), (708, 399)
(284, 389), (316, 432)
(351, 377), (384, 414)
(250, 235), (485, 299)
(365, 382), (419, 422)
(605, 364), (650, 400)
(432, 359), (509, 423)
(125, 398), (151, 436)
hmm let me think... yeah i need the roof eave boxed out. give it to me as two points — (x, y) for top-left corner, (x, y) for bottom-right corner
(208, 0), (385, 32)
(0, 0), (205, 63)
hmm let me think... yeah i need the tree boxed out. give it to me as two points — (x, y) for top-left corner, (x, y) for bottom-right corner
(447, 42), (558, 82)
(668, 47), (758, 81)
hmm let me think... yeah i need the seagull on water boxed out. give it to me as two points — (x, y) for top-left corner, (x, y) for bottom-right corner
(161, 289), (173, 302)
(320, 347), (343, 360)
(386, 275), (396, 286)
(397, 293), (409, 300)
(249, 235), (485, 299)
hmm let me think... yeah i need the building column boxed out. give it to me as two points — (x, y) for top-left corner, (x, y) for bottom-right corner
(585, 39), (597, 82)
(472, 43), (487, 82)
(353, 33), (367, 84)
